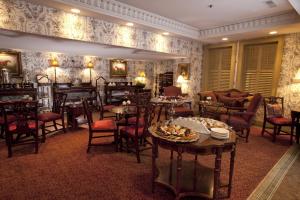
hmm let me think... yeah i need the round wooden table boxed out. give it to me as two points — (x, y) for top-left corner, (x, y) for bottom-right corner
(149, 118), (237, 200)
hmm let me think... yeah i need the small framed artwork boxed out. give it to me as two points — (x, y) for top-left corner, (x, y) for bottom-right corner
(0, 50), (22, 77)
(178, 63), (190, 80)
(110, 59), (127, 78)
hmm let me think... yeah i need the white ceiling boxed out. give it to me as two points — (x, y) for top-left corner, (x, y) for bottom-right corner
(116, 0), (294, 29)
(0, 29), (184, 60)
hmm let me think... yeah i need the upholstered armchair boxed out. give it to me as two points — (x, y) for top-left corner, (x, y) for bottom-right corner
(261, 97), (292, 143)
(220, 93), (262, 142)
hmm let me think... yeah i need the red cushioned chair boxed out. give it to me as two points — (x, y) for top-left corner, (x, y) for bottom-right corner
(163, 86), (193, 118)
(2, 101), (45, 157)
(261, 96), (292, 143)
(38, 93), (67, 139)
(220, 93), (262, 142)
(82, 98), (118, 153)
(97, 91), (116, 120)
(0, 108), (16, 139)
(119, 92), (154, 163)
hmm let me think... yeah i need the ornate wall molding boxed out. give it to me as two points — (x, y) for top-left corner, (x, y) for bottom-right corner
(199, 11), (300, 40)
(51, 0), (200, 40)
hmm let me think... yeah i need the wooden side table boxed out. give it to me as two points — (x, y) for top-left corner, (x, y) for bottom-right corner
(66, 104), (85, 129)
(291, 110), (300, 144)
(149, 123), (237, 200)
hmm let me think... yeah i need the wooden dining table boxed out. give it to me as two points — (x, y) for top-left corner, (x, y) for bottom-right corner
(149, 117), (237, 200)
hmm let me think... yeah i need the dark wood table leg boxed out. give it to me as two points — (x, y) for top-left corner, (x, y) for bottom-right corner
(213, 147), (222, 200)
(176, 148), (183, 198)
(152, 137), (158, 193)
(169, 150), (174, 184)
(227, 145), (236, 198)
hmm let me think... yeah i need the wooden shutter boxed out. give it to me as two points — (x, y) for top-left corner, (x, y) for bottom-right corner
(206, 47), (232, 91)
(243, 42), (277, 96)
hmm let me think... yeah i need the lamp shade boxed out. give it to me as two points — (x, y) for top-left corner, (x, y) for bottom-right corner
(177, 75), (185, 83)
(87, 61), (94, 68)
(50, 58), (59, 67)
(293, 68), (300, 83)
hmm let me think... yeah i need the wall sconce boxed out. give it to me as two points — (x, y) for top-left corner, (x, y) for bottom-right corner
(86, 61), (94, 84)
(49, 58), (59, 83)
(135, 71), (146, 88)
(293, 68), (300, 83)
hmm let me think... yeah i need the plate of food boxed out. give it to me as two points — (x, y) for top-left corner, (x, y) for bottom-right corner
(154, 123), (200, 143)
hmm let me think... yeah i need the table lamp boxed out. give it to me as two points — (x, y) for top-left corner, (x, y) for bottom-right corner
(50, 58), (59, 83)
(87, 61), (94, 84)
(293, 68), (300, 83)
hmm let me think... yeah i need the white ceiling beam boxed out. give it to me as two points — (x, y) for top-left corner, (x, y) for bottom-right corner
(289, 0), (300, 15)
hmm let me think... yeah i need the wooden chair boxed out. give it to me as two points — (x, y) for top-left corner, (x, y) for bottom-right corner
(220, 93), (262, 142)
(2, 101), (45, 157)
(38, 93), (67, 139)
(97, 91), (116, 120)
(261, 97), (292, 143)
(82, 98), (118, 153)
(291, 110), (300, 144)
(119, 92), (155, 163)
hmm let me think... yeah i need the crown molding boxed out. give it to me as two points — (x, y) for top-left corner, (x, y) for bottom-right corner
(50, 0), (200, 40)
(288, 0), (300, 15)
(199, 11), (300, 40)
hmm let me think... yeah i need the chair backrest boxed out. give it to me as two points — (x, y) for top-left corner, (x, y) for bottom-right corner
(82, 99), (93, 130)
(4, 101), (38, 133)
(164, 86), (182, 97)
(243, 93), (262, 121)
(263, 96), (284, 119)
(53, 93), (67, 114)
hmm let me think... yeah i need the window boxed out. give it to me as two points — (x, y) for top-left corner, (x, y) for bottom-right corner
(202, 44), (236, 91)
(237, 37), (284, 96)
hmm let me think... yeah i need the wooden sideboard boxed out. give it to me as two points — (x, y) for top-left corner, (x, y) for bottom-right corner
(0, 83), (37, 100)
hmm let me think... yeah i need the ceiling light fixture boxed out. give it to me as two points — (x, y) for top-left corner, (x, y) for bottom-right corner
(70, 8), (80, 14)
(222, 37), (228, 41)
(162, 32), (169, 36)
(269, 31), (278, 35)
(126, 22), (134, 27)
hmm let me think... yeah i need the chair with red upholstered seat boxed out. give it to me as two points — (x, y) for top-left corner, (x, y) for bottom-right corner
(119, 92), (154, 163)
(82, 98), (118, 153)
(261, 96), (293, 143)
(38, 93), (67, 139)
(220, 93), (262, 142)
(97, 91), (116, 120)
(2, 101), (45, 157)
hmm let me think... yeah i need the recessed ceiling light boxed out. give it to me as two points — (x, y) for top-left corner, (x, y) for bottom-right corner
(269, 31), (278, 35)
(162, 32), (169, 35)
(222, 37), (228, 41)
(71, 8), (80, 14)
(126, 22), (134, 27)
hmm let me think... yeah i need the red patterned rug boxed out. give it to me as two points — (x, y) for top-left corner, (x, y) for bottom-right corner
(0, 126), (290, 200)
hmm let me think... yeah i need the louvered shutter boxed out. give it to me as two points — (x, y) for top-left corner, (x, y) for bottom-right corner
(207, 47), (232, 91)
(243, 42), (277, 96)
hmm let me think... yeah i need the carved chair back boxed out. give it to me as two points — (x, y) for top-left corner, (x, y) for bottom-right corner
(244, 93), (262, 122)
(52, 93), (67, 114)
(263, 96), (284, 119)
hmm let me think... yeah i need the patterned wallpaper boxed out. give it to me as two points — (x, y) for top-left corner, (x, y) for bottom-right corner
(0, 0), (198, 56)
(18, 50), (154, 89)
(277, 33), (300, 115)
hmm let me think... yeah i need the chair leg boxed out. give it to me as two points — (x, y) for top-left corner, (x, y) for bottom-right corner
(87, 132), (92, 153)
(42, 124), (46, 143)
(261, 120), (266, 136)
(290, 126), (293, 145)
(134, 137), (141, 163)
(0, 125), (4, 139)
(272, 125), (277, 142)
(53, 120), (58, 130)
(126, 137), (129, 153)
(62, 117), (66, 133)
(246, 128), (250, 143)
(119, 135), (123, 152)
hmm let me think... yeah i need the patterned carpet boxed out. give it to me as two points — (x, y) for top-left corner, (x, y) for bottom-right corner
(0, 125), (291, 200)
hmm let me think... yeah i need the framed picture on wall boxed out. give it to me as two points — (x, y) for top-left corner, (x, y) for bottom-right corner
(110, 59), (127, 78)
(0, 50), (22, 77)
(178, 63), (190, 80)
